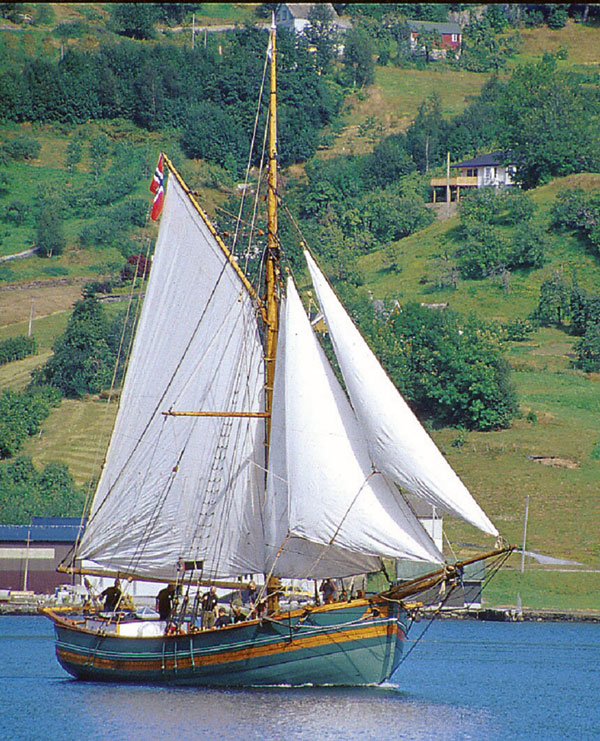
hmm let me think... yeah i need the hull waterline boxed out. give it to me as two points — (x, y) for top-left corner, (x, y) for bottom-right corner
(45, 598), (407, 687)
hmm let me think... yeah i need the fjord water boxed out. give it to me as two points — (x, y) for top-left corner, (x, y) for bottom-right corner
(1, 616), (598, 740)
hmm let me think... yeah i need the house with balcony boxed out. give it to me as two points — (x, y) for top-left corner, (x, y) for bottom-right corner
(430, 151), (517, 203)
(407, 20), (462, 60)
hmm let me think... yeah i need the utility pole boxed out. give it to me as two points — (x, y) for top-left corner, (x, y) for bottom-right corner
(520, 495), (529, 573)
(446, 151), (450, 215)
(23, 528), (31, 591)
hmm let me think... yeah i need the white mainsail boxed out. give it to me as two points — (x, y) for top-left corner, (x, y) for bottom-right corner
(264, 278), (443, 579)
(77, 175), (267, 581)
(305, 251), (498, 538)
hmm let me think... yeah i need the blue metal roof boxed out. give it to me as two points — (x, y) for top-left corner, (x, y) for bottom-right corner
(0, 517), (85, 543)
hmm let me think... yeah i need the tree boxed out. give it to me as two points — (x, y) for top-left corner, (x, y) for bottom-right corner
(417, 30), (442, 64)
(110, 3), (158, 40)
(574, 325), (600, 372)
(0, 456), (83, 524)
(65, 137), (83, 173)
(533, 272), (571, 326)
(365, 134), (416, 188)
(90, 134), (110, 180)
(306, 3), (338, 74)
(180, 101), (250, 176)
(371, 302), (518, 430)
(36, 295), (117, 398)
(35, 202), (66, 257)
(570, 285), (600, 337)
(499, 55), (600, 188)
(342, 27), (375, 88)
(461, 16), (517, 73)
(406, 92), (448, 173)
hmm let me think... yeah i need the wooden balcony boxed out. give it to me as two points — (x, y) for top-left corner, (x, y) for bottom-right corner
(429, 176), (478, 187)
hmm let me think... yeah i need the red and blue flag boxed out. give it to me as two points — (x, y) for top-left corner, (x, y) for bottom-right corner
(150, 153), (164, 220)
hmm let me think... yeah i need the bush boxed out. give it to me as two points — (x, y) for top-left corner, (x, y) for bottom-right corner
(574, 325), (600, 372)
(503, 319), (534, 342)
(3, 200), (30, 226)
(550, 189), (589, 231)
(0, 456), (83, 524)
(35, 295), (121, 398)
(1, 135), (41, 161)
(0, 335), (37, 365)
(180, 101), (249, 177)
(0, 388), (55, 458)
(79, 218), (119, 248)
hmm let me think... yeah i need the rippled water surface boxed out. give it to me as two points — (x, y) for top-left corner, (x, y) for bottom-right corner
(0, 615), (598, 740)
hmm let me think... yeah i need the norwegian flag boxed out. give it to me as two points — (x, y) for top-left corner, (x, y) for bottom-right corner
(150, 153), (164, 221)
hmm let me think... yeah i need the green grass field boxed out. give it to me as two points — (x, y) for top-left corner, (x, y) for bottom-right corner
(0, 14), (598, 609)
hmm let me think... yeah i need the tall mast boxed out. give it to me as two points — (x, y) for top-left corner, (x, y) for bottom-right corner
(265, 17), (279, 449)
(265, 15), (282, 613)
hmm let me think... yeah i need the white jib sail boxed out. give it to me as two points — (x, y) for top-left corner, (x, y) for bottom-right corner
(77, 175), (266, 581)
(305, 251), (498, 538)
(264, 278), (443, 575)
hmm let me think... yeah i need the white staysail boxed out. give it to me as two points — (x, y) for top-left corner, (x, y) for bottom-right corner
(77, 175), (266, 581)
(264, 278), (443, 578)
(305, 251), (498, 538)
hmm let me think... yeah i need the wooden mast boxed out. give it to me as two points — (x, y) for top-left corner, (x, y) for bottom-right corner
(265, 16), (279, 444)
(265, 16), (282, 613)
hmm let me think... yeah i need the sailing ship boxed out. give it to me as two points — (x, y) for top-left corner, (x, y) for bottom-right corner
(43, 23), (510, 687)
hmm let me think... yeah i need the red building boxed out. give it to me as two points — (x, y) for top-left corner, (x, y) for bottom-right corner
(407, 20), (462, 59)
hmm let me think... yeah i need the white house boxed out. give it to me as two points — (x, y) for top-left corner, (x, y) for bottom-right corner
(431, 151), (517, 203)
(275, 3), (352, 36)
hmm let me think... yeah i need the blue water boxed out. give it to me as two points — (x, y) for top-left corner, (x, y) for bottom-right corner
(0, 616), (598, 740)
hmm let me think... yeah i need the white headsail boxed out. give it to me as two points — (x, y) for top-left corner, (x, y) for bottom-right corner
(264, 278), (444, 579)
(305, 251), (498, 537)
(77, 174), (267, 581)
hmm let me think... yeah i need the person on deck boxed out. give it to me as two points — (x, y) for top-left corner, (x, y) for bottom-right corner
(215, 607), (232, 628)
(156, 583), (176, 621)
(200, 586), (218, 629)
(100, 579), (121, 612)
(243, 580), (258, 607)
(320, 578), (337, 605)
(232, 604), (246, 623)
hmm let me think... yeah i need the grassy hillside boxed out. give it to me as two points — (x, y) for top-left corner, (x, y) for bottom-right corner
(0, 12), (599, 609)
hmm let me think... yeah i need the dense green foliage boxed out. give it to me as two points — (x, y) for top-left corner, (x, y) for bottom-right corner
(0, 335), (36, 366)
(0, 26), (342, 171)
(34, 294), (133, 398)
(340, 294), (518, 431)
(456, 188), (546, 278)
(0, 385), (60, 459)
(532, 272), (600, 371)
(550, 188), (600, 257)
(0, 456), (84, 524)
(498, 56), (600, 188)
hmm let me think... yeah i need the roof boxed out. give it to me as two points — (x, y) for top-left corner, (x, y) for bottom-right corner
(407, 20), (461, 35)
(280, 3), (336, 21)
(0, 517), (85, 543)
(451, 151), (514, 168)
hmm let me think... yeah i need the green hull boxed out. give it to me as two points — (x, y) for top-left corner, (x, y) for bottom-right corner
(47, 599), (406, 687)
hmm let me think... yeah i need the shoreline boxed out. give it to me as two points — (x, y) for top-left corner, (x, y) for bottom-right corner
(3, 602), (600, 622)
